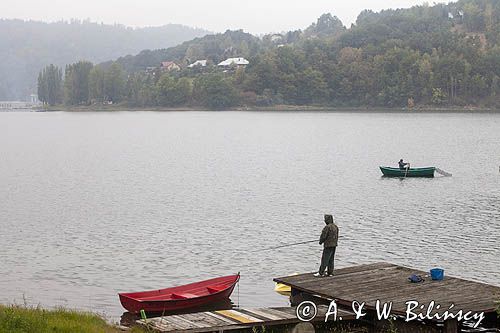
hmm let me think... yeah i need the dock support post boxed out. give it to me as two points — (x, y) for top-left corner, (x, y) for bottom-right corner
(290, 288), (312, 307)
(443, 319), (459, 333)
(366, 313), (377, 333)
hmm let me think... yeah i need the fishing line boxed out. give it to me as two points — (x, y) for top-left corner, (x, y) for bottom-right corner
(249, 239), (318, 253)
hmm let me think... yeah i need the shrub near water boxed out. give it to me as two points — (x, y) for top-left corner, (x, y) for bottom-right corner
(0, 305), (144, 333)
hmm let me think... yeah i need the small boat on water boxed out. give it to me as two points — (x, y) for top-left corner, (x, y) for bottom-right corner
(119, 274), (240, 314)
(380, 166), (436, 178)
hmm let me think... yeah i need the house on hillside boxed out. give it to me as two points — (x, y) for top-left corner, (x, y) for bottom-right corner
(188, 60), (208, 68)
(217, 57), (249, 68)
(161, 61), (181, 72)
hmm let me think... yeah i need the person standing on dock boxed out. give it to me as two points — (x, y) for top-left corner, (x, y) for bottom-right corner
(314, 214), (339, 277)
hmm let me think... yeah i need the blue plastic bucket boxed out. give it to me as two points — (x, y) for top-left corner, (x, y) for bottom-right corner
(430, 268), (444, 281)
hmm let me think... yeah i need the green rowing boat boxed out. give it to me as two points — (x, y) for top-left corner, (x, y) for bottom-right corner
(380, 166), (435, 178)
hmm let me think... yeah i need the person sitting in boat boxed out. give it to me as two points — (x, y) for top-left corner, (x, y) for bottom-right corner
(398, 159), (410, 170)
(314, 214), (339, 278)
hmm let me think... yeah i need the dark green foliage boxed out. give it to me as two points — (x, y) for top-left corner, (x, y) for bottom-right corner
(126, 72), (157, 107)
(304, 13), (345, 38)
(37, 65), (62, 106)
(38, 61), (127, 106)
(88, 63), (127, 104)
(104, 63), (126, 103)
(64, 61), (93, 105)
(193, 74), (239, 109)
(89, 66), (106, 103)
(156, 75), (192, 106)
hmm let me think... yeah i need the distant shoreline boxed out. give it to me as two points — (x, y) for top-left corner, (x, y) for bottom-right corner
(33, 104), (500, 113)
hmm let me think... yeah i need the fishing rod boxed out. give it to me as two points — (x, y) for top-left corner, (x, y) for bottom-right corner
(250, 234), (350, 253)
(251, 239), (318, 253)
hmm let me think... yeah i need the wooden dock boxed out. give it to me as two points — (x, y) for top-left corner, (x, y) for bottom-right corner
(137, 306), (355, 332)
(274, 262), (500, 332)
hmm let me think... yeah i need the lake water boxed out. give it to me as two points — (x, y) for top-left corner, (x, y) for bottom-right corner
(0, 111), (499, 322)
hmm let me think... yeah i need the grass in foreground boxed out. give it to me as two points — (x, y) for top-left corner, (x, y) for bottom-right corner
(0, 305), (146, 333)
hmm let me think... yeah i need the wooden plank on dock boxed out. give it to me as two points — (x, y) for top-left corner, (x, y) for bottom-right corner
(241, 308), (284, 321)
(215, 309), (263, 324)
(262, 307), (298, 319)
(180, 312), (225, 328)
(168, 314), (209, 329)
(204, 311), (240, 325)
(158, 315), (196, 330)
(143, 318), (178, 331)
(137, 305), (356, 332)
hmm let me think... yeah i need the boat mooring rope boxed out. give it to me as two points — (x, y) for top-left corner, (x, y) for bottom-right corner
(435, 168), (452, 177)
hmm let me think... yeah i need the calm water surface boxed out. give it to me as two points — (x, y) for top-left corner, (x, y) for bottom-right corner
(0, 111), (499, 321)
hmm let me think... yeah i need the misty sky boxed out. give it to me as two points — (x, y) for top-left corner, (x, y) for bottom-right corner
(1, 0), (449, 34)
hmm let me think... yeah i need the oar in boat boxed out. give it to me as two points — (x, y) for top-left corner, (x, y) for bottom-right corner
(404, 163), (411, 178)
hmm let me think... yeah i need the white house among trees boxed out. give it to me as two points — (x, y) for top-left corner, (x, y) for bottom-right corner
(217, 57), (249, 67)
(188, 60), (208, 68)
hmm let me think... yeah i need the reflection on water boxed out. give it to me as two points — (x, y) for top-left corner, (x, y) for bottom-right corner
(0, 111), (499, 322)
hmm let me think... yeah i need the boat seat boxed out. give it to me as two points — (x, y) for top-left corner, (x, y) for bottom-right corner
(207, 285), (226, 293)
(171, 292), (198, 299)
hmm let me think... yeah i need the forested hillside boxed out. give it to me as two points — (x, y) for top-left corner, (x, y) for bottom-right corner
(104, 30), (264, 73)
(108, 14), (346, 73)
(39, 0), (500, 109)
(0, 19), (209, 100)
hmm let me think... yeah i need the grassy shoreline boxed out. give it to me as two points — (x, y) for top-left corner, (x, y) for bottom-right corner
(37, 104), (500, 113)
(0, 305), (145, 333)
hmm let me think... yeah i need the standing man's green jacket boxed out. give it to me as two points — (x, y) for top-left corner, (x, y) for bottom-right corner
(315, 214), (339, 277)
(319, 220), (339, 248)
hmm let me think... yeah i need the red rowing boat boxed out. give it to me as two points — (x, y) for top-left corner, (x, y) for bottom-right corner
(118, 274), (240, 314)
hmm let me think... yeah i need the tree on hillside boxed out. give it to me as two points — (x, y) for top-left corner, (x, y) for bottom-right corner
(305, 13), (345, 38)
(193, 74), (239, 109)
(104, 63), (126, 103)
(296, 68), (328, 104)
(37, 65), (63, 106)
(64, 61), (93, 105)
(462, 2), (485, 32)
(156, 75), (192, 106)
(432, 55), (470, 104)
(126, 72), (157, 107)
(89, 66), (106, 103)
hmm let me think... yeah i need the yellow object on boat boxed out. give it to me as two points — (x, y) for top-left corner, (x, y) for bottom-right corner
(274, 282), (291, 296)
(274, 273), (297, 296)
